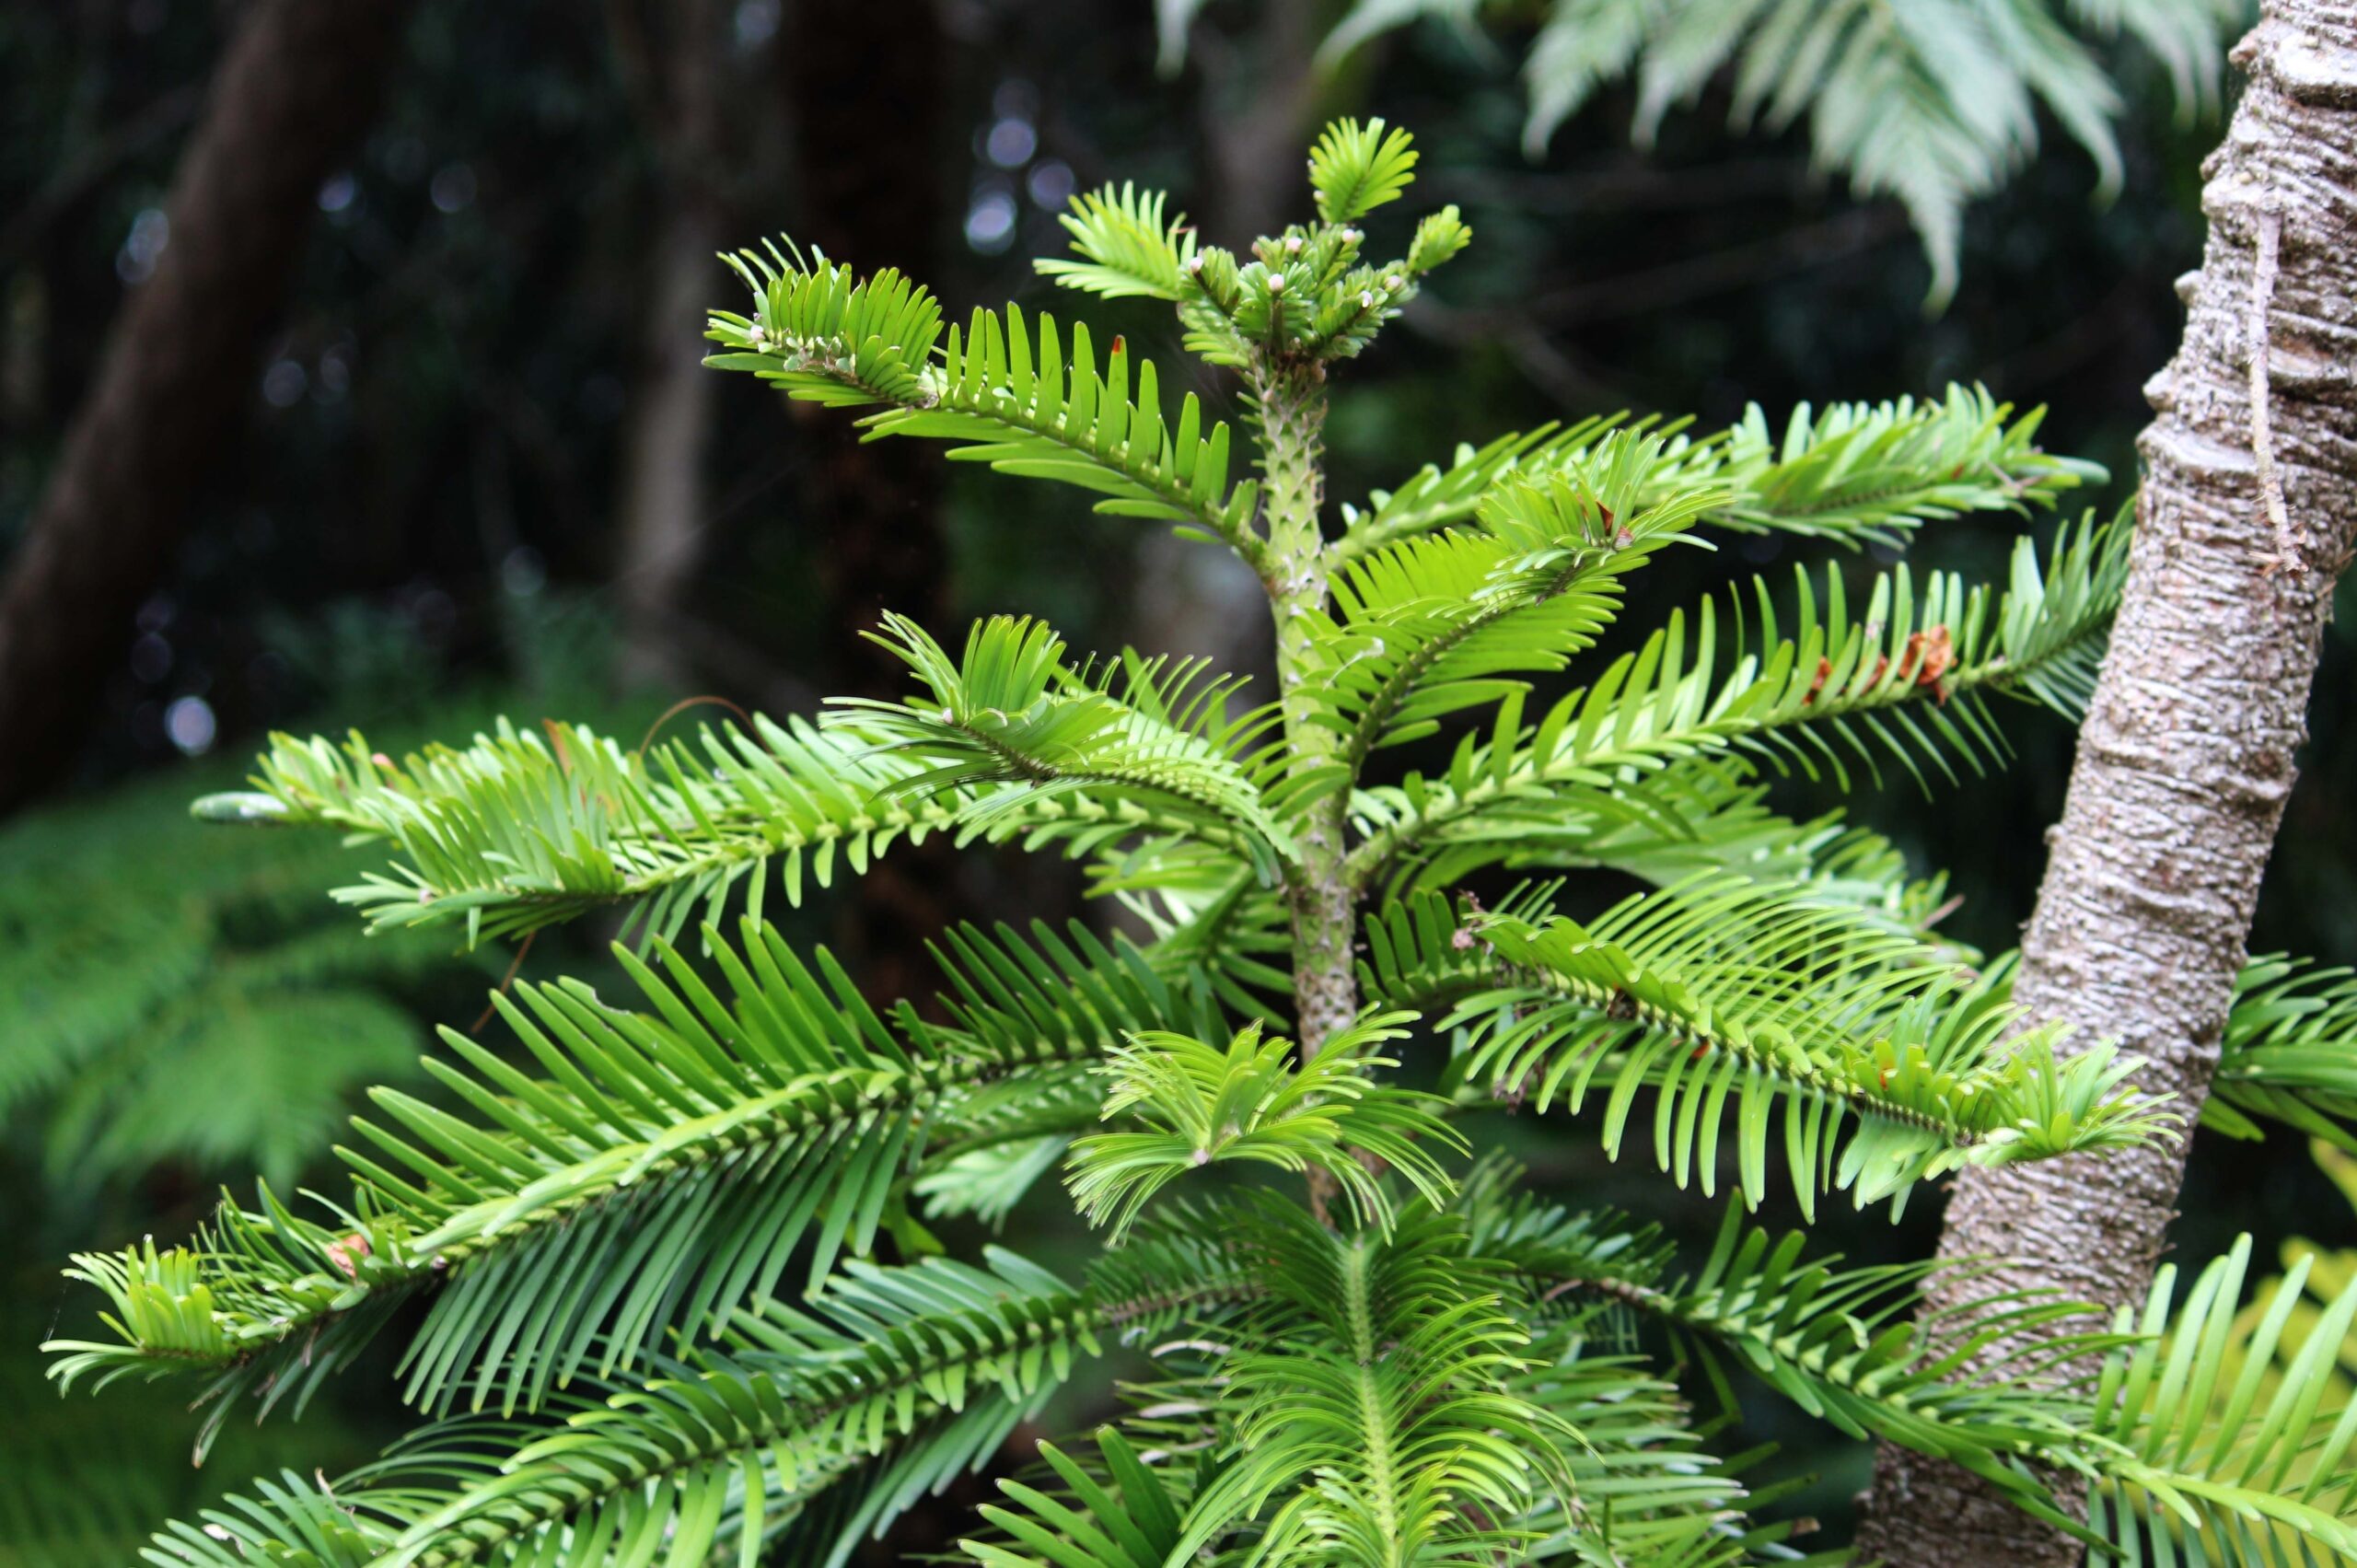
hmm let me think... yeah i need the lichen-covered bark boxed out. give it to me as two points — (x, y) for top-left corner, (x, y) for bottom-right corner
(1859, 8), (2357, 1562)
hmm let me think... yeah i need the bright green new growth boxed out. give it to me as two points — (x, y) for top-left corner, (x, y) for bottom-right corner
(47, 120), (2357, 1568)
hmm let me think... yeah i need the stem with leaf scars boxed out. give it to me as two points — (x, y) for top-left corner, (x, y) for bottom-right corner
(1254, 360), (1356, 1218)
(1261, 380), (1353, 1044)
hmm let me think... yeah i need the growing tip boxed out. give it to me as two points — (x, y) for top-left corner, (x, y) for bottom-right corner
(189, 791), (290, 826)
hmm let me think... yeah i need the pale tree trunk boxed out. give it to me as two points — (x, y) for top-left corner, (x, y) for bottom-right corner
(610, 0), (724, 690)
(0, 0), (412, 813)
(1859, 8), (2357, 1563)
(612, 178), (721, 690)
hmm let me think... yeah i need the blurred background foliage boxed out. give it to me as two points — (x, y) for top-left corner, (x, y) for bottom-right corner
(3, 0), (2351, 1562)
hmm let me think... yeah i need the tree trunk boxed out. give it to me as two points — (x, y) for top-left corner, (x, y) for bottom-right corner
(611, 0), (724, 690)
(1129, 0), (1321, 691)
(1859, 8), (2357, 1563)
(780, 0), (955, 1008)
(0, 0), (412, 813)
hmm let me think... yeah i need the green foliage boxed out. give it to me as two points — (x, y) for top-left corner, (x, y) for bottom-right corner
(2208, 956), (2357, 1151)
(1318, 0), (2243, 304)
(1365, 875), (2174, 1217)
(834, 612), (1298, 877)
(1068, 1015), (1461, 1236)
(47, 118), (2357, 1567)
(1205, 1201), (1562, 1562)
(0, 1310), (374, 1568)
(1038, 182), (1197, 300)
(1345, 506), (2131, 891)
(0, 759), (459, 1188)
(45, 913), (1213, 1450)
(1308, 116), (1422, 222)
(2087, 1233), (2357, 1562)
(1333, 387), (2102, 563)
(709, 247), (1259, 552)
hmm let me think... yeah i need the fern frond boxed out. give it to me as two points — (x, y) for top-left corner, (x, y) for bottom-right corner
(1067, 1014), (1461, 1237)
(0, 766), (459, 1185)
(47, 916), (1220, 1440)
(1348, 506), (2131, 884)
(1363, 876), (2174, 1215)
(708, 250), (1259, 552)
(1321, 0), (2236, 304)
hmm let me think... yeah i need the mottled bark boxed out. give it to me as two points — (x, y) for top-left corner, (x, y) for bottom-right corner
(1859, 9), (2357, 1563)
(0, 0), (412, 812)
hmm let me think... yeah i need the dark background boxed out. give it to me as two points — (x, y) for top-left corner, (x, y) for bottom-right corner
(3, 2), (2348, 1560)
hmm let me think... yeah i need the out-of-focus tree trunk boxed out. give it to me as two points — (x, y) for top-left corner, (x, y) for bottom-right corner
(780, 0), (954, 1006)
(0, 0), (412, 814)
(1191, 0), (1321, 246)
(610, 0), (725, 691)
(1132, 0), (1323, 682)
(1858, 8), (2357, 1563)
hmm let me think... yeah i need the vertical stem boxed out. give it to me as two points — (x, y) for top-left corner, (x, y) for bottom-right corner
(1253, 366), (1358, 1068)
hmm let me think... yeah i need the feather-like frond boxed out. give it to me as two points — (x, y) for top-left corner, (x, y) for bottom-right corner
(1348, 506), (2130, 883)
(1334, 387), (2099, 563)
(2084, 1235), (2357, 1563)
(1067, 1014), (1461, 1237)
(1363, 877), (2174, 1214)
(829, 612), (1297, 877)
(47, 916), (1220, 1443)
(119, 1243), (1254, 1568)
(708, 246), (1259, 551)
(1318, 0), (2237, 304)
